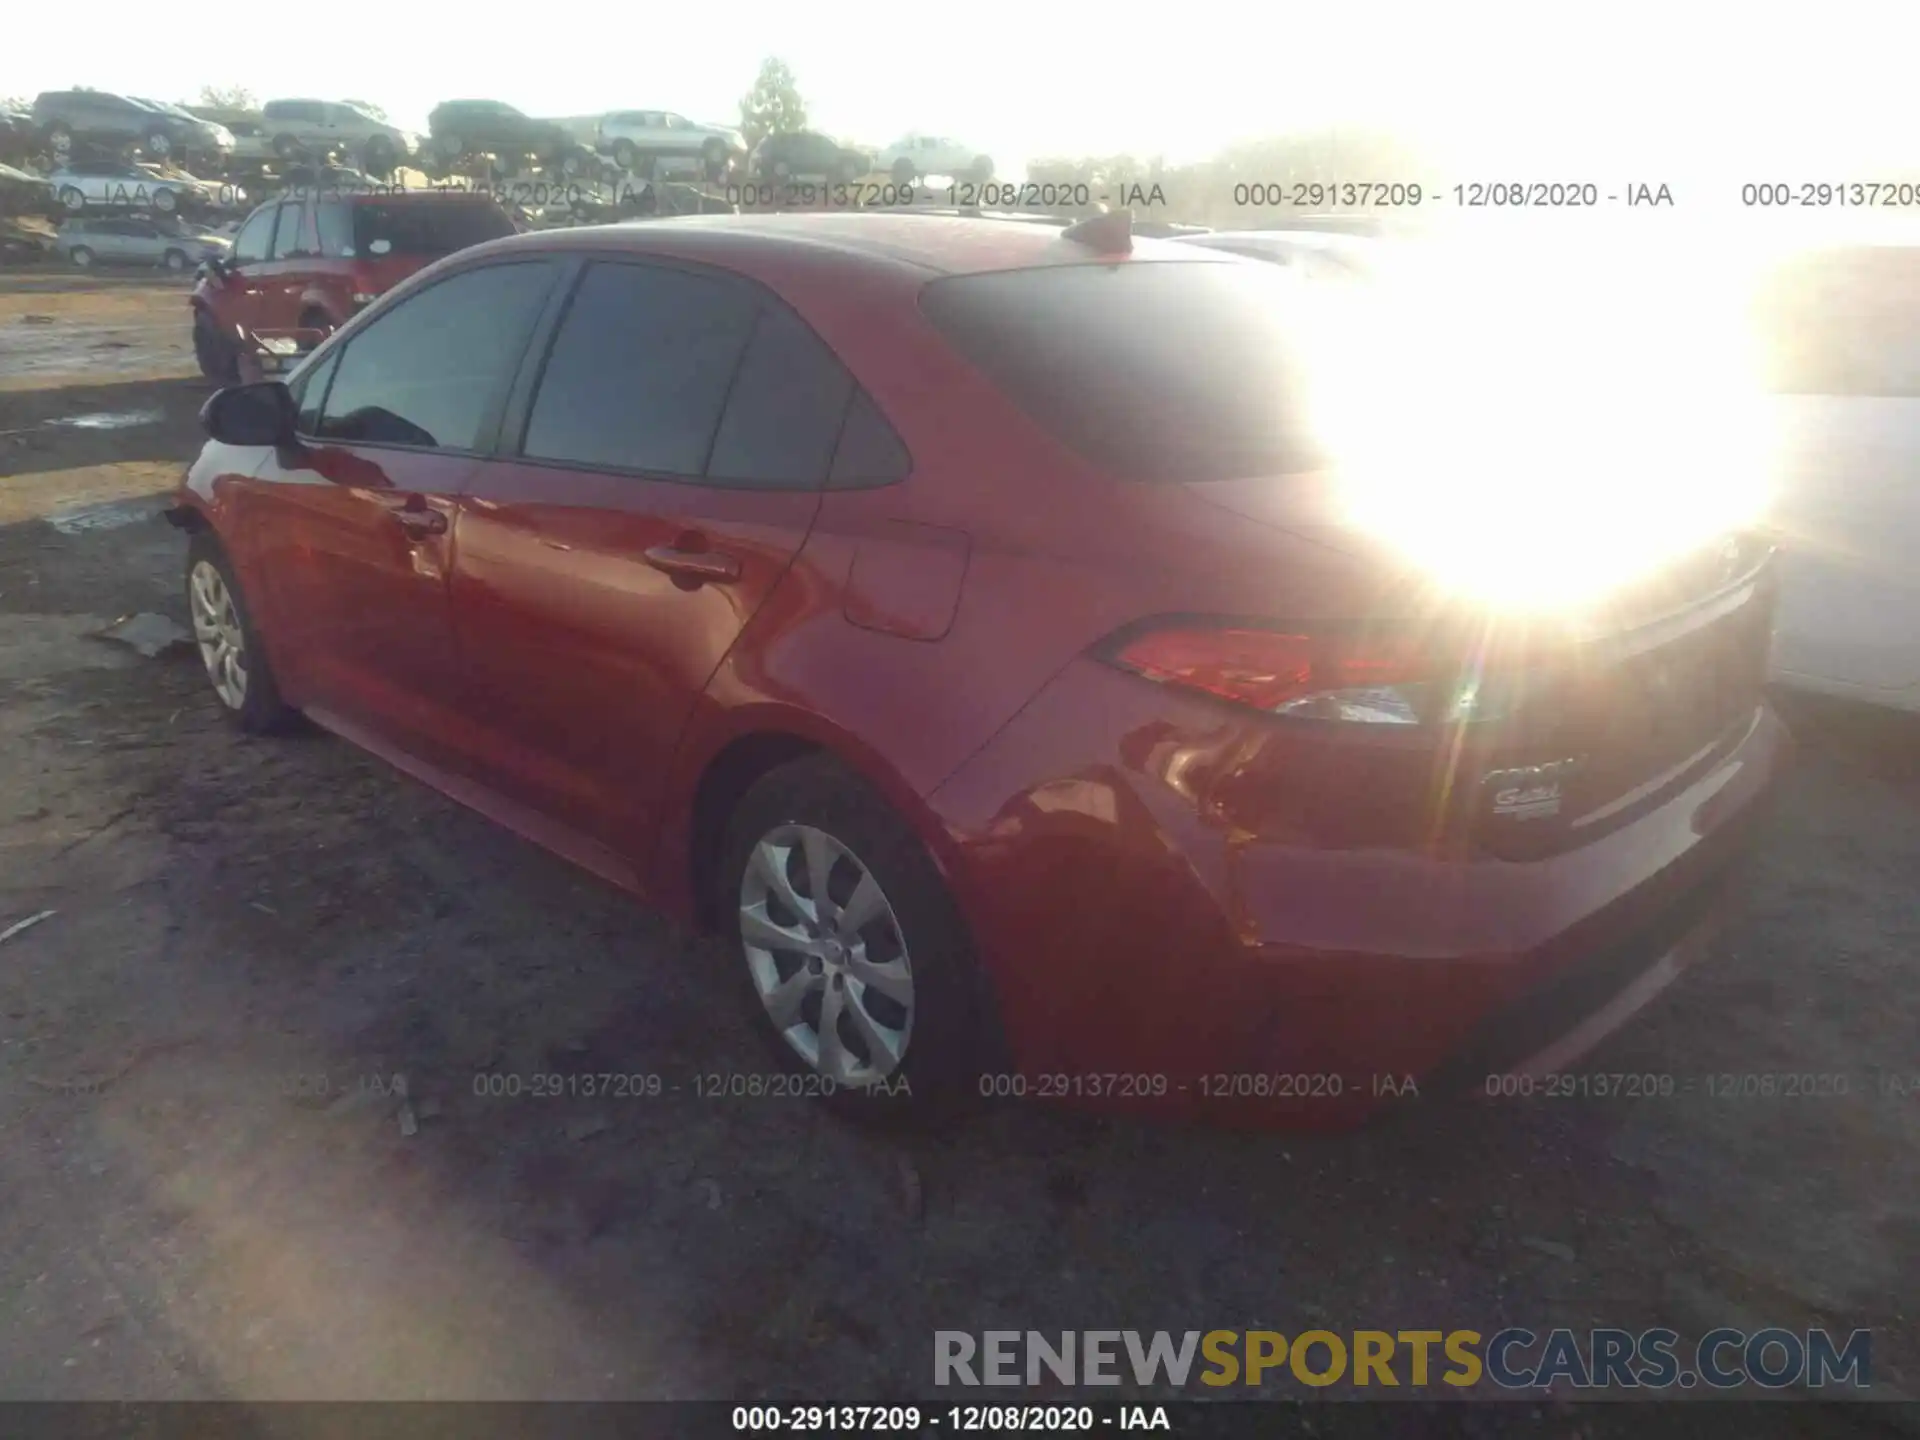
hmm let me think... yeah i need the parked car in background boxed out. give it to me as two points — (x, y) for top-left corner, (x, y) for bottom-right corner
(428, 101), (582, 175)
(0, 105), (35, 164)
(261, 99), (420, 177)
(596, 110), (747, 179)
(188, 106), (275, 167)
(32, 90), (227, 165)
(133, 99), (235, 165)
(60, 214), (230, 271)
(191, 188), (516, 380)
(0, 163), (57, 220)
(168, 210), (1787, 1127)
(750, 130), (871, 184)
(1176, 229), (1380, 281)
(45, 161), (218, 216)
(1754, 242), (1920, 713)
(876, 134), (992, 184)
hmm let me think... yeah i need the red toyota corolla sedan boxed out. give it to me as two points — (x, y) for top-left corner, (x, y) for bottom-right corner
(169, 209), (1790, 1125)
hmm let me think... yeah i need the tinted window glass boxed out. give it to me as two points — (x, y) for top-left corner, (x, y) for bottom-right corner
(267, 200), (306, 258)
(318, 262), (555, 450)
(351, 201), (514, 257)
(315, 200), (353, 257)
(706, 306), (853, 487)
(231, 205), (276, 263)
(829, 391), (912, 487)
(522, 262), (757, 474)
(919, 261), (1331, 482)
(292, 347), (340, 435)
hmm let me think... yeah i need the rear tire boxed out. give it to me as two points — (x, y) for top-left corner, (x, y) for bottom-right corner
(68, 245), (94, 267)
(162, 248), (188, 272)
(717, 755), (997, 1125)
(152, 187), (177, 214)
(186, 532), (298, 734)
(58, 185), (85, 211)
(612, 138), (637, 171)
(193, 312), (238, 382)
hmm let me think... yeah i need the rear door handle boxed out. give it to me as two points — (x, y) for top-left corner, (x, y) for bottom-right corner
(378, 494), (448, 537)
(644, 544), (740, 583)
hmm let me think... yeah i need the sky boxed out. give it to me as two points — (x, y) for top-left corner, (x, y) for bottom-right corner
(4, 1), (1915, 182)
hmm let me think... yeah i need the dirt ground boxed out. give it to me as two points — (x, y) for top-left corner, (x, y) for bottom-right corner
(1, 271), (1915, 1428)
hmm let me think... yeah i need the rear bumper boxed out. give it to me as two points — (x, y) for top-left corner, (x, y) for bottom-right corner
(929, 659), (1792, 1127)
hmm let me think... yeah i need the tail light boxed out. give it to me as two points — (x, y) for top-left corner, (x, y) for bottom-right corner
(1102, 621), (1521, 726)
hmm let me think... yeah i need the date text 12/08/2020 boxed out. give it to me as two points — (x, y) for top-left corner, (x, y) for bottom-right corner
(1229, 181), (1675, 208)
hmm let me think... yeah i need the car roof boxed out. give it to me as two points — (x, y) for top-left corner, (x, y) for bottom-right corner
(479, 211), (1241, 279)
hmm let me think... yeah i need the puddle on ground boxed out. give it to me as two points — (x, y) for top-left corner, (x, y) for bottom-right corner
(45, 409), (165, 431)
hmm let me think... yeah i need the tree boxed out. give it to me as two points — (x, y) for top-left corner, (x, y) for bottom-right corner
(738, 58), (806, 150)
(197, 85), (257, 112)
(343, 99), (387, 120)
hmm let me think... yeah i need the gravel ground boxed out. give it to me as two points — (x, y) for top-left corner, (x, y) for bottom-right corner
(0, 271), (1914, 1431)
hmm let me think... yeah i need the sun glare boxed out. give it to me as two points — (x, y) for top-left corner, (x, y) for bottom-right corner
(1303, 230), (1779, 616)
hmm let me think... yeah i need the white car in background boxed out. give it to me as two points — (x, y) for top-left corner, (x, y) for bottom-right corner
(595, 110), (747, 178)
(875, 134), (992, 184)
(45, 162), (217, 215)
(1757, 243), (1920, 713)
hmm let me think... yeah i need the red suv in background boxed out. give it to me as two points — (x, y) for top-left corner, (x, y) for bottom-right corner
(191, 188), (515, 381)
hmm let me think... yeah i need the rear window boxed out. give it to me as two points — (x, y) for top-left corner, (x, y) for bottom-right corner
(919, 261), (1331, 483)
(350, 200), (515, 257)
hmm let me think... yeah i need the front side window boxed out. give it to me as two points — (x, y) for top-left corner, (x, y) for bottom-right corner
(231, 205), (277, 264)
(268, 200), (309, 258)
(520, 261), (758, 474)
(317, 261), (556, 451)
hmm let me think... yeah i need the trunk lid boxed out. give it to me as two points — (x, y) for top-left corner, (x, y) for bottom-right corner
(1179, 470), (1776, 855)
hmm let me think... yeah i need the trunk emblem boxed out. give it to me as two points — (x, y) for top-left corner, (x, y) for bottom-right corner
(1486, 758), (1580, 821)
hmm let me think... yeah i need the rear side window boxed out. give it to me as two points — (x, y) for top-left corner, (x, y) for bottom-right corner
(351, 201), (515, 257)
(521, 261), (759, 474)
(919, 261), (1331, 482)
(705, 306), (854, 487)
(829, 392), (911, 487)
(315, 200), (353, 257)
(317, 261), (555, 451)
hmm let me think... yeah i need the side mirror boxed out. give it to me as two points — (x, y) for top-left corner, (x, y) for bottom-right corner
(200, 381), (297, 447)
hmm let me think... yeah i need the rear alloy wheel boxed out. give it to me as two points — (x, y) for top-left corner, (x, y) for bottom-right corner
(612, 138), (637, 171)
(152, 187), (177, 214)
(68, 245), (94, 268)
(720, 755), (995, 1121)
(186, 534), (296, 733)
(162, 248), (188, 272)
(58, 185), (85, 211)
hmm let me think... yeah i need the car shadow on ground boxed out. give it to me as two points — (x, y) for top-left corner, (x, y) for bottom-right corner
(0, 433), (1912, 1415)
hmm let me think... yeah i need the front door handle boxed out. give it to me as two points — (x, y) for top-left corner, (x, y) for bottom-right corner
(644, 544), (740, 584)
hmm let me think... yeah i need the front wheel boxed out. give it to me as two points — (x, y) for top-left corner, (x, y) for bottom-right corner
(718, 755), (996, 1123)
(152, 187), (177, 214)
(68, 245), (94, 267)
(186, 533), (297, 733)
